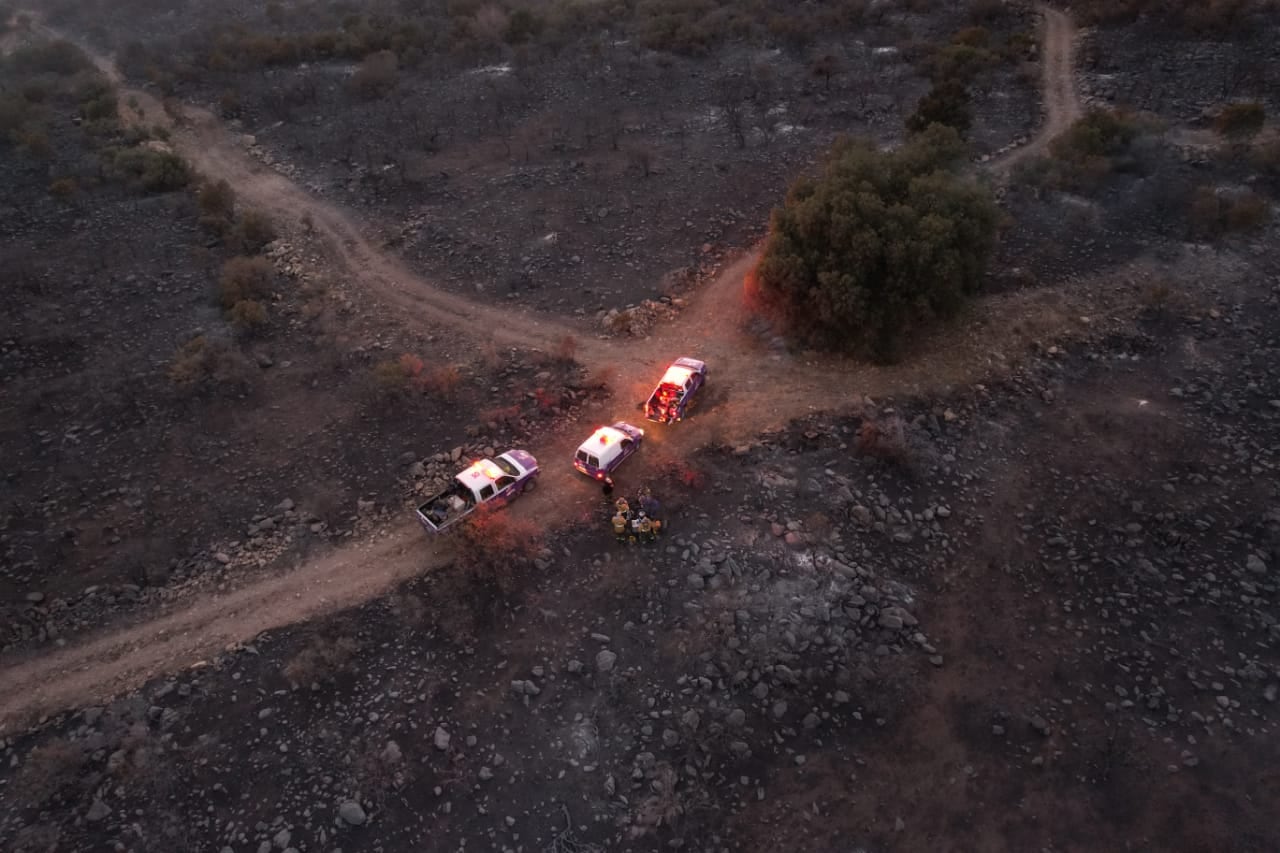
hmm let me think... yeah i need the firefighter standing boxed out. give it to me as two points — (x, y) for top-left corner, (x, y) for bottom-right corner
(638, 512), (653, 543)
(612, 512), (628, 543)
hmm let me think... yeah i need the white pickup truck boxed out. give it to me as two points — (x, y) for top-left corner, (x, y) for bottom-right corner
(415, 449), (539, 533)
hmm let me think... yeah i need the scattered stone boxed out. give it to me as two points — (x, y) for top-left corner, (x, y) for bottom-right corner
(596, 650), (618, 672)
(86, 799), (110, 822)
(339, 801), (367, 826)
(434, 726), (451, 751)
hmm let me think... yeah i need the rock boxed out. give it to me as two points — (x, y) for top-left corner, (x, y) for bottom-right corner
(255, 351), (274, 368)
(662, 728), (680, 747)
(772, 700), (788, 720)
(273, 828), (292, 849)
(878, 612), (904, 630)
(338, 801), (367, 826)
(86, 799), (110, 822)
(409, 461), (426, 478)
(725, 708), (746, 727)
(25, 591), (45, 603)
(434, 726), (451, 751)
(276, 498), (295, 512)
(803, 712), (820, 729)
(1030, 715), (1051, 736)
(214, 552), (231, 565)
(1246, 554), (1267, 575)
(850, 506), (873, 526)
(687, 574), (705, 590)
(382, 740), (403, 763)
(681, 709), (701, 731)
(770, 522), (785, 537)
(596, 650), (618, 673)
(566, 659), (584, 674)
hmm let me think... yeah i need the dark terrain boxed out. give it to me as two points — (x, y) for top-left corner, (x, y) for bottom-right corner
(1, 1), (1279, 851)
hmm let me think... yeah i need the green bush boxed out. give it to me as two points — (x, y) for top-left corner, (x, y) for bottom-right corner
(504, 8), (544, 44)
(6, 39), (92, 75)
(925, 41), (999, 84)
(107, 146), (190, 192)
(751, 125), (999, 361)
(1019, 108), (1147, 191)
(906, 81), (972, 136)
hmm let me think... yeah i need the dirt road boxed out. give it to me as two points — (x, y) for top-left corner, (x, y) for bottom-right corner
(36, 22), (603, 360)
(0, 9), (1086, 731)
(993, 4), (1082, 174)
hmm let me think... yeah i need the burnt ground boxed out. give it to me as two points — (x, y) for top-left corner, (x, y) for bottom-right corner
(2, 1), (1280, 851)
(36, 0), (1041, 314)
(0, 39), (591, 647)
(2, 269), (1277, 852)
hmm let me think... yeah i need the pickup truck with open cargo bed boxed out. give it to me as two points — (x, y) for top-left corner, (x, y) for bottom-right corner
(415, 449), (539, 533)
(643, 357), (708, 424)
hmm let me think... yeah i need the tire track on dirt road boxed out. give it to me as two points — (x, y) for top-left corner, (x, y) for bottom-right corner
(0, 8), (1087, 730)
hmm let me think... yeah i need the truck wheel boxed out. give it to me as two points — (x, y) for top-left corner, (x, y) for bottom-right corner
(524, 477), (538, 492)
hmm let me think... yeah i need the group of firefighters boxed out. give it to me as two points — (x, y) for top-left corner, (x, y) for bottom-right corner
(603, 478), (663, 544)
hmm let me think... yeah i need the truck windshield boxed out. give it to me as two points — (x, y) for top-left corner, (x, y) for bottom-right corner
(494, 457), (520, 477)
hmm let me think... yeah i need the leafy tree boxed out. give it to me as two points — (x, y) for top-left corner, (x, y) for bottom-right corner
(906, 80), (972, 136)
(751, 125), (999, 361)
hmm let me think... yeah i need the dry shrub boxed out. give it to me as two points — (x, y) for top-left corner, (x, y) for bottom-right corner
(606, 310), (634, 335)
(198, 178), (236, 220)
(373, 353), (422, 394)
(231, 209), (278, 254)
(629, 764), (683, 838)
(282, 634), (361, 687)
(422, 364), (462, 398)
(582, 363), (618, 397)
(218, 255), (274, 308)
(533, 386), (562, 412)
(228, 298), (268, 331)
(1188, 186), (1271, 237)
(18, 738), (88, 804)
(167, 336), (255, 393)
(456, 505), (542, 598)
(1250, 137), (1280, 176)
(350, 50), (398, 99)
(482, 403), (523, 430)
(48, 176), (77, 198)
(479, 340), (503, 370)
(553, 334), (578, 364)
